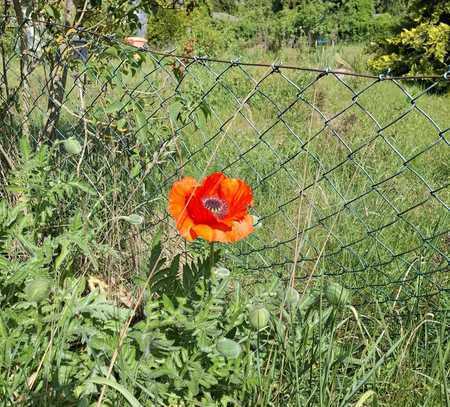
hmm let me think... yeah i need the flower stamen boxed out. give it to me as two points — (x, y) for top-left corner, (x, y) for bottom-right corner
(202, 196), (228, 219)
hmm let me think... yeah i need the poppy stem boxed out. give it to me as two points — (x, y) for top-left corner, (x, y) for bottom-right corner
(207, 242), (214, 295)
(210, 242), (214, 270)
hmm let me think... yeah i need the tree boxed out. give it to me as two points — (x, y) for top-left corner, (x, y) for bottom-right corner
(374, 0), (408, 14)
(277, 1), (335, 45)
(6, 0), (207, 139)
(333, 0), (375, 39)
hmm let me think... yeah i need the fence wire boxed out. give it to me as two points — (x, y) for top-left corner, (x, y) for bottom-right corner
(0, 17), (449, 314)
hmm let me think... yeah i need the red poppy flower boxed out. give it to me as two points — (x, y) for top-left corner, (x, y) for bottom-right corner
(168, 172), (254, 243)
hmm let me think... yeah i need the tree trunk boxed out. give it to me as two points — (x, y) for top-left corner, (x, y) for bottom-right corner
(42, 58), (69, 140)
(42, 0), (75, 140)
(11, 0), (32, 139)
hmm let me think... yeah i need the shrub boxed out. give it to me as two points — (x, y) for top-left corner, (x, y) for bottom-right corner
(368, 0), (450, 80)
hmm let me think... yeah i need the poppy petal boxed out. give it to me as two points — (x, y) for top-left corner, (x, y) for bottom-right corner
(227, 214), (254, 242)
(168, 177), (198, 238)
(218, 177), (253, 221)
(192, 224), (234, 243)
(168, 177), (198, 217)
(197, 172), (225, 197)
(191, 224), (216, 242)
(192, 214), (254, 243)
(176, 215), (196, 241)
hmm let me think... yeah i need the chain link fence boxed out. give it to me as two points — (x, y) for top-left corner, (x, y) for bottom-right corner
(0, 16), (449, 314)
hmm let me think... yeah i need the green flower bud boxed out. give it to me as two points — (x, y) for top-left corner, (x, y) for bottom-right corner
(63, 138), (82, 155)
(24, 278), (52, 303)
(249, 305), (270, 330)
(324, 282), (351, 306)
(285, 287), (300, 306)
(217, 338), (241, 359)
(121, 214), (144, 225)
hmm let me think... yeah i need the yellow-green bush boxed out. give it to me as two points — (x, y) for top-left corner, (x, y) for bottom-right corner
(369, 22), (450, 76)
(368, 0), (450, 81)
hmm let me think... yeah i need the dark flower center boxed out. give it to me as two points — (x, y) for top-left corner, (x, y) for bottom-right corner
(202, 196), (228, 219)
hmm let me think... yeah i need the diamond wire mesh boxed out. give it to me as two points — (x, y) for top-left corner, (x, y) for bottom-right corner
(0, 18), (449, 313)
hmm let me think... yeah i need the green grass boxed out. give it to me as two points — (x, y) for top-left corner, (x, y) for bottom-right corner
(0, 39), (449, 406)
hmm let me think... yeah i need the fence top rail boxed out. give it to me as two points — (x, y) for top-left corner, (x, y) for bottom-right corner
(118, 50), (450, 82)
(3, 15), (450, 82)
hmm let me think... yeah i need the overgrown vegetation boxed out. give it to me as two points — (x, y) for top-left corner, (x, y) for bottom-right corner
(0, 1), (449, 406)
(147, 0), (402, 53)
(1, 144), (448, 405)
